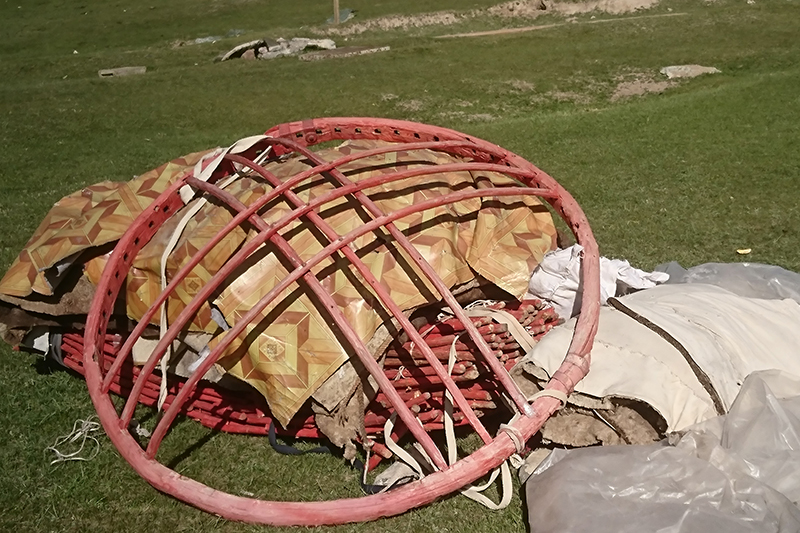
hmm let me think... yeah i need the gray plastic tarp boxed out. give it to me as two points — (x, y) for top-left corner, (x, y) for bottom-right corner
(525, 371), (800, 533)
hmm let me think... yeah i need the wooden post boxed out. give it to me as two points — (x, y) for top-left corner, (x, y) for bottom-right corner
(333, 0), (340, 24)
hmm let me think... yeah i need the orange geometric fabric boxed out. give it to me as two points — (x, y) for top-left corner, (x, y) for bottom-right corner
(0, 140), (556, 426)
(0, 150), (213, 297)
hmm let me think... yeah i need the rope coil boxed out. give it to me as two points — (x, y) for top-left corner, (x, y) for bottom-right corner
(45, 417), (102, 465)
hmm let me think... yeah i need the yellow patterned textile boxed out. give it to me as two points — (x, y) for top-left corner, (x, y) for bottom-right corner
(0, 150), (213, 297)
(205, 140), (556, 425)
(0, 140), (556, 426)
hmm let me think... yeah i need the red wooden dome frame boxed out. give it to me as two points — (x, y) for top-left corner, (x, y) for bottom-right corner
(81, 118), (600, 526)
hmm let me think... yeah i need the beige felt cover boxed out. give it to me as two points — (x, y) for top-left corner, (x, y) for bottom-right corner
(525, 284), (800, 431)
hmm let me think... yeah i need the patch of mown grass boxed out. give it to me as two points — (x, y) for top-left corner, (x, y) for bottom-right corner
(1, 0), (799, 531)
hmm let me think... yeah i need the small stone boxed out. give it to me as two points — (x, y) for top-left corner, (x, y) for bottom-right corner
(660, 65), (721, 79)
(221, 37), (337, 62)
(98, 66), (147, 78)
(299, 46), (389, 62)
(219, 39), (266, 61)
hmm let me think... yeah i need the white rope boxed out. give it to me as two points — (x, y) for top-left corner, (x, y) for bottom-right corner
(499, 422), (525, 454)
(407, 323), (437, 359)
(463, 307), (538, 356)
(443, 334), (514, 510)
(45, 417), (102, 465)
(383, 413), (426, 479)
(381, 303), (562, 509)
(529, 388), (568, 409)
(464, 299), (501, 310)
(156, 147), (272, 410)
(157, 201), (204, 410)
(443, 335), (460, 465)
(362, 447), (372, 486)
(499, 420), (527, 470)
(461, 462), (514, 510)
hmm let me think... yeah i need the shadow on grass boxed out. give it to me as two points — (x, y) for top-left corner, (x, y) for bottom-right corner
(33, 356), (60, 375)
(165, 418), (220, 470)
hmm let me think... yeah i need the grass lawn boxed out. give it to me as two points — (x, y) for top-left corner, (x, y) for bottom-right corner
(1, 0), (799, 531)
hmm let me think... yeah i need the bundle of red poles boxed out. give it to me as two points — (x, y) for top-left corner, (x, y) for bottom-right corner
(59, 299), (560, 452)
(368, 300), (560, 435)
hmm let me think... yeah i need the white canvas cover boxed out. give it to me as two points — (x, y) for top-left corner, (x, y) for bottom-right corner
(524, 284), (800, 431)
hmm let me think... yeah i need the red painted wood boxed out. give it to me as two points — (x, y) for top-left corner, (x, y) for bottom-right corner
(81, 118), (600, 526)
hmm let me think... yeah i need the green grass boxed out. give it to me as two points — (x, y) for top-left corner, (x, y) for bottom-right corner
(1, 0), (800, 531)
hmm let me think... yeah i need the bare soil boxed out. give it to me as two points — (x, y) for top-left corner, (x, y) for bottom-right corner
(549, 90), (592, 103)
(319, 0), (661, 36)
(554, 0), (660, 16)
(438, 110), (498, 122)
(507, 79), (537, 92)
(396, 99), (424, 112)
(323, 11), (466, 36)
(612, 77), (673, 101)
(487, 0), (549, 18)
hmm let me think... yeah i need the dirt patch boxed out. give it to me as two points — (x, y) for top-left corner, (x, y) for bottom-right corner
(487, 0), (548, 18)
(507, 79), (536, 92)
(549, 90), (592, 103)
(322, 11), (465, 36)
(607, 64), (717, 100)
(318, 0), (662, 36)
(299, 46), (390, 61)
(611, 74), (673, 101)
(465, 113), (496, 121)
(484, 0), (659, 19)
(438, 111), (497, 122)
(396, 99), (424, 112)
(553, 0), (660, 15)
